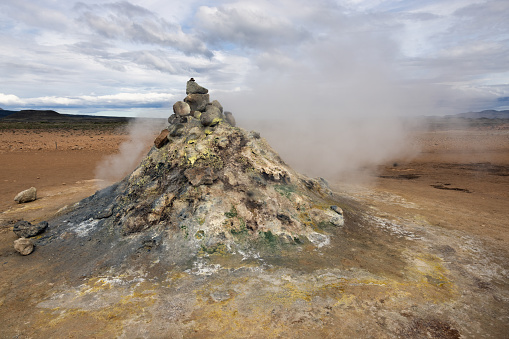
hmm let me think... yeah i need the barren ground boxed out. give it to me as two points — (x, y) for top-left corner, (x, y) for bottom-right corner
(1, 122), (508, 338)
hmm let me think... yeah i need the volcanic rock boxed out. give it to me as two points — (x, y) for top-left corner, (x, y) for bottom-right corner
(184, 94), (210, 112)
(186, 79), (209, 94)
(14, 187), (37, 203)
(13, 220), (48, 238)
(173, 101), (191, 117)
(200, 105), (223, 127)
(211, 100), (223, 113)
(14, 238), (34, 255)
(168, 114), (178, 125)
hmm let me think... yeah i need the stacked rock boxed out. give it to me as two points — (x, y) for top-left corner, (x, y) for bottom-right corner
(155, 79), (236, 149)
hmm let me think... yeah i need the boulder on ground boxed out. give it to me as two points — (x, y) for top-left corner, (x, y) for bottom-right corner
(186, 79), (209, 94)
(14, 238), (34, 255)
(154, 129), (170, 148)
(184, 94), (209, 112)
(14, 187), (37, 203)
(13, 220), (48, 238)
(173, 101), (191, 117)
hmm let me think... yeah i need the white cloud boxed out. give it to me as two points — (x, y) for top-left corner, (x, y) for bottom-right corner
(0, 0), (507, 116)
(0, 92), (177, 109)
(75, 1), (212, 57)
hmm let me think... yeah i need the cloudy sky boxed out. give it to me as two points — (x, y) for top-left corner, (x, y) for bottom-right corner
(0, 0), (508, 118)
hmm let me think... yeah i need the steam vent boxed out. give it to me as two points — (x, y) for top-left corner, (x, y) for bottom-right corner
(12, 80), (501, 338)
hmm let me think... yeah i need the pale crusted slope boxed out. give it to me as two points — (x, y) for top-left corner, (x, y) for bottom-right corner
(105, 117), (343, 253)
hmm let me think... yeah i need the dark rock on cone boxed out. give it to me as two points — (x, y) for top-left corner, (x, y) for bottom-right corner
(13, 220), (48, 238)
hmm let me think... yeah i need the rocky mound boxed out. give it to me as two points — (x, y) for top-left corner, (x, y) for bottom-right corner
(35, 79), (344, 266)
(100, 79), (343, 252)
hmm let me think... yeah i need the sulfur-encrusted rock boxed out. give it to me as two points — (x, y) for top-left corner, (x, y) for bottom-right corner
(173, 101), (191, 117)
(14, 237), (34, 255)
(14, 187), (37, 204)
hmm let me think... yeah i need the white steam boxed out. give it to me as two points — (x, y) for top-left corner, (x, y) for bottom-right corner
(94, 118), (165, 188)
(216, 30), (427, 181)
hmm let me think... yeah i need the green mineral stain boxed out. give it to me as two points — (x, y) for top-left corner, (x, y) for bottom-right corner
(230, 218), (248, 236)
(274, 184), (296, 199)
(224, 205), (238, 218)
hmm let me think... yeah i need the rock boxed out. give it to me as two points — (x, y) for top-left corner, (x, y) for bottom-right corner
(168, 114), (178, 124)
(169, 123), (185, 137)
(173, 101), (191, 117)
(211, 100), (223, 113)
(14, 187), (37, 203)
(14, 238), (34, 255)
(331, 205), (343, 215)
(200, 105), (222, 127)
(184, 94), (209, 112)
(154, 129), (170, 148)
(13, 220), (48, 238)
(184, 167), (217, 186)
(224, 111), (236, 127)
(186, 79), (209, 94)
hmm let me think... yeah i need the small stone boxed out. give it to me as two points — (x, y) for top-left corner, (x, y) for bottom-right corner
(154, 129), (170, 148)
(13, 220), (48, 238)
(200, 105), (222, 127)
(331, 205), (343, 215)
(14, 187), (37, 203)
(173, 101), (191, 117)
(14, 238), (34, 255)
(224, 111), (236, 127)
(186, 79), (209, 94)
(184, 94), (209, 112)
(193, 111), (202, 119)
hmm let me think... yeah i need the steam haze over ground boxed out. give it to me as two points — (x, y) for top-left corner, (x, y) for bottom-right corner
(1, 0), (508, 178)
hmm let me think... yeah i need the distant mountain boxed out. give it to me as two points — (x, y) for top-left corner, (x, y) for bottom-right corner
(451, 110), (509, 119)
(0, 109), (18, 119)
(0, 109), (130, 123)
